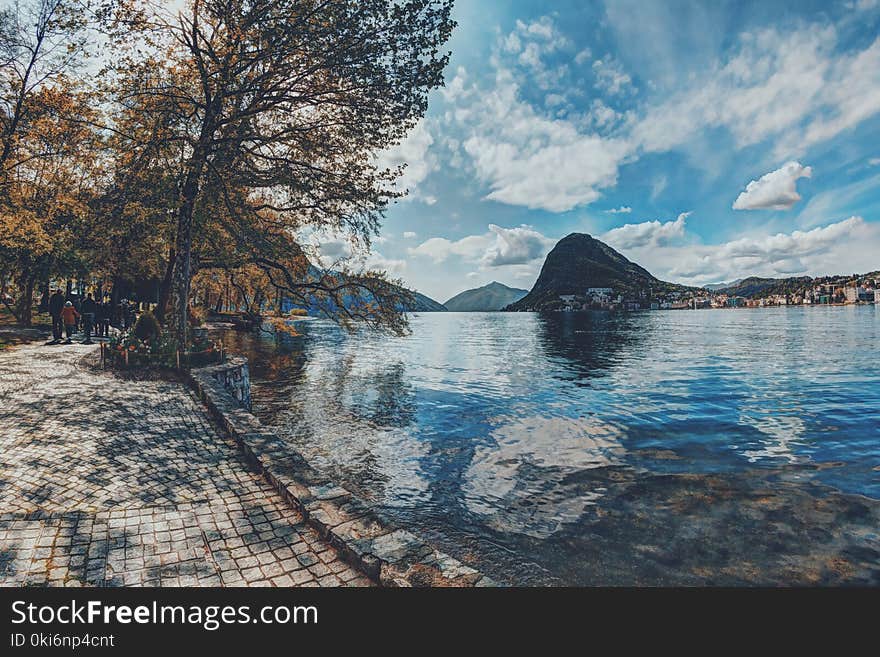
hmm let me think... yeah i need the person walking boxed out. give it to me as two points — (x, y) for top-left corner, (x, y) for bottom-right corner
(60, 301), (79, 344)
(96, 299), (109, 337)
(49, 289), (65, 343)
(81, 293), (97, 344)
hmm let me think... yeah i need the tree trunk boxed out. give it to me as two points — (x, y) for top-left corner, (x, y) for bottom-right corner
(155, 246), (176, 324)
(171, 155), (208, 347)
(14, 273), (35, 327)
(38, 280), (50, 312)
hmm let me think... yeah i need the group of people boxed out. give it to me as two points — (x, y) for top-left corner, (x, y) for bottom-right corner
(47, 289), (131, 345)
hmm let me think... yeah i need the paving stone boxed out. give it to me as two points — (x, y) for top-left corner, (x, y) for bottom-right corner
(0, 341), (372, 588)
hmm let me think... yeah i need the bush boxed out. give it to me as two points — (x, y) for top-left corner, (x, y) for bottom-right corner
(133, 311), (161, 342)
(189, 305), (208, 327)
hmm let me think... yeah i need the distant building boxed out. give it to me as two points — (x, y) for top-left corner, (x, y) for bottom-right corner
(844, 287), (862, 304)
(586, 287), (613, 295)
(559, 295), (577, 303)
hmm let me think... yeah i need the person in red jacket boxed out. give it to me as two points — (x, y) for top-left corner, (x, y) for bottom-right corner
(60, 301), (79, 344)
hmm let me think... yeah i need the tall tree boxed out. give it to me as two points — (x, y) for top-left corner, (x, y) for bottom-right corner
(108, 0), (455, 344)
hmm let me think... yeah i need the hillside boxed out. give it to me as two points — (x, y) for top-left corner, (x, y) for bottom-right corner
(506, 233), (691, 311)
(444, 281), (528, 312)
(713, 276), (813, 298)
(407, 291), (448, 312)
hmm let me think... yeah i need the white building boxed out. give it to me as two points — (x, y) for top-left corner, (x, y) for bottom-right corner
(845, 287), (863, 303)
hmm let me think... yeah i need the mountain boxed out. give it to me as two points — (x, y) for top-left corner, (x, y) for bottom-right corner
(444, 281), (528, 312)
(407, 291), (447, 312)
(714, 276), (812, 298)
(704, 278), (743, 291)
(506, 233), (693, 311)
(283, 264), (446, 313)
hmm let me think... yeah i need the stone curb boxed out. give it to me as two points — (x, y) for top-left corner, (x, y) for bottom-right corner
(186, 359), (496, 588)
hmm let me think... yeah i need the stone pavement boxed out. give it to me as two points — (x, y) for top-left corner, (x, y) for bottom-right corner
(0, 340), (372, 587)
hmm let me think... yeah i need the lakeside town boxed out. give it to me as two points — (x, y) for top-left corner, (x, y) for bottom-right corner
(557, 273), (880, 312)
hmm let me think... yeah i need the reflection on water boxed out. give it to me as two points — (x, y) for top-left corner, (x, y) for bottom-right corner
(215, 306), (880, 585)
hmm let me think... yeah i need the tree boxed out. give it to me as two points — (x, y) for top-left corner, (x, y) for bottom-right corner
(0, 0), (91, 182)
(0, 83), (102, 324)
(107, 0), (455, 344)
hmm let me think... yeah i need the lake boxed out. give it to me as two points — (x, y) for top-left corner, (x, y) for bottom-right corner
(214, 306), (880, 585)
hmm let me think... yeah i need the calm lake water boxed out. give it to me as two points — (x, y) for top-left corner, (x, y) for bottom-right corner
(216, 306), (880, 585)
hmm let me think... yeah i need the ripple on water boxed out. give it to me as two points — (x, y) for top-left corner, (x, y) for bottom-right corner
(214, 306), (880, 585)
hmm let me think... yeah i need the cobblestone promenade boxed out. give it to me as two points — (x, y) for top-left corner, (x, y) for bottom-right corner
(0, 341), (372, 587)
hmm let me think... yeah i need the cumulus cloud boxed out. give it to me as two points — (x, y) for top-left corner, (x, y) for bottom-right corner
(365, 252), (407, 276)
(461, 71), (628, 212)
(481, 224), (555, 266)
(650, 217), (874, 284)
(409, 224), (553, 268)
(408, 234), (491, 264)
(720, 215), (863, 261)
(592, 55), (633, 96)
(403, 231), (417, 239)
(733, 161), (812, 210)
(603, 212), (689, 249)
(440, 18), (880, 216)
(604, 206), (632, 214)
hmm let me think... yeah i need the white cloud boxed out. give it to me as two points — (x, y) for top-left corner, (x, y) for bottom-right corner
(733, 161), (812, 210)
(440, 20), (880, 216)
(316, 238), (353, 262)
(846, 0), (879, 10)
(635, 217), (876, 284)
(365, 252), (407, 276)
(403, 231), (417, 239)
(481, 224), (555, 267)
(869, 157), (880, 166)
(592, 55), (633, 96)
(604, 206), (632, 214)
(603, 212), (689, 249)
(408, 234), (491, 264)
(632, 26), (880, 158)
(410, 224), (553, 268)
(719, 216), (863, 261)
(574, 48), (591, 65)
(460, 70), (628, 212)
(375, 120), (436, 199)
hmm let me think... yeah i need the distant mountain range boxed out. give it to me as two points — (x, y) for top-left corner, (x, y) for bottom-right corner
(709, 272), (880, 299)
(710, 276), (813, 298)
(407, 291), (447, 312)
(703, 279), (743, 291)
(444, 281), (528, 312)
(506, 233), (694, 311)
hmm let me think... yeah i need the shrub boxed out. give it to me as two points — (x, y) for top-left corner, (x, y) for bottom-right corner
(188, 305), (208, 327)
(133, 311), (161, 342)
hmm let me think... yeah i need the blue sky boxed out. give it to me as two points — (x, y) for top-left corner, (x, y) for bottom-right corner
(324, 0), (880, 302)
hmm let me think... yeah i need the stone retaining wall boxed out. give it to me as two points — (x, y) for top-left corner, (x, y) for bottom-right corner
(188, 359), (495, 587)
(206, 356), (251, 411)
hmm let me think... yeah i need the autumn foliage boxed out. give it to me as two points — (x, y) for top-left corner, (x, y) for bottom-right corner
(0, 0), (454, 335)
